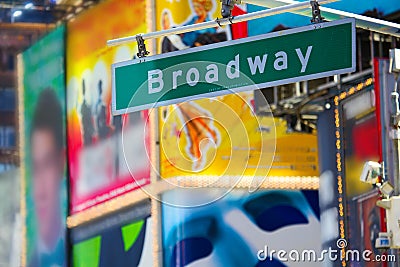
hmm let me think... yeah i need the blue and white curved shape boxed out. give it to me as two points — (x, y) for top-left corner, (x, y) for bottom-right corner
(162, 189), (321, 267)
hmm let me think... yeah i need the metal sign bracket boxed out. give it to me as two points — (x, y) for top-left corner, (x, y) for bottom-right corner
(310, 0), (325, 23)
(216, 16), (234, 27)
(136, 35), (150, 58)
(220, 0), (242, 18)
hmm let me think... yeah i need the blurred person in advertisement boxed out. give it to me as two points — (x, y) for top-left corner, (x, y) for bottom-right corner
(161, 10), (189, 53)
(80, 79), (94, 146)
(182, 0), (217, 47)
(96, 80), (110, 140)
(192, 32), (227, 47)
(29, 89), (66, 267)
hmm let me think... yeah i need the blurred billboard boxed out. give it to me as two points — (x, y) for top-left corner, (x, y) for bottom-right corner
(162, 188), (321, 266)
(159, 92), (319, 179)
(19, 25), (67, 267)
(66, 0), (150, 214)
(71, 201), (152, 267)
(340, 86), (382, 263)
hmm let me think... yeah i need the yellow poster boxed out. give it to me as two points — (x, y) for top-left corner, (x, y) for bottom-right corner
(159, 92), (319, 179)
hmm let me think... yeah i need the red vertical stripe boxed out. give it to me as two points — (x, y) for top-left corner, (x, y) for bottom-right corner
(231, 6), (248, 40)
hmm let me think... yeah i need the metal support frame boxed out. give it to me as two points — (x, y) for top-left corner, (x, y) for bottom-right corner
(387, 51), (400, 264)
(389, 50), (400, 195)
(220, 0), (242, 18)
(391, 74), (400, 194)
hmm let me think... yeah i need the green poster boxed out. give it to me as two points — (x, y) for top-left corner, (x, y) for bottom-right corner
(21, 25), (67, 267)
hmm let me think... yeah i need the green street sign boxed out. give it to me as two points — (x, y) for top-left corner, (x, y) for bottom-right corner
(112, 19), (355, 115)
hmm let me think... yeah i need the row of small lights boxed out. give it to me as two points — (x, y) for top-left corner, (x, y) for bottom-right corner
(333, 77), (374, 267)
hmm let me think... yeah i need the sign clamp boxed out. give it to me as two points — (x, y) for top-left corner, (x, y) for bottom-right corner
(215, 16), (234, 27)
(310, 0), (325, 24)
(136, 35), (149, 58)
(220, 0), (242, 19)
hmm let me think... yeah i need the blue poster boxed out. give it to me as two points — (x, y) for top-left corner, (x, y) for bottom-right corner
(162, 189), (320, 267)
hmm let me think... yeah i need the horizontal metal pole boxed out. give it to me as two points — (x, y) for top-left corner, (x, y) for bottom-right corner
(107, 0), (338, 47)
(249, 0), (400, 38)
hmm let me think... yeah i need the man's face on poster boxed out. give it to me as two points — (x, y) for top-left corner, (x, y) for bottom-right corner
(32, 128), (64, 247)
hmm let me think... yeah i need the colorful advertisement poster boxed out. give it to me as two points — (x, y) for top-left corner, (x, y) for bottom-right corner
(155, 0), (234, 53)
(162, 189), (321, 266)
(66, 0), (150, 214)
(341, 88), (380, 199)
(159, 92), (319, 179)
(339, 86), (382, 258)
(71, 201), (152, 267)
(356, 192), (382, 267)
(20, 25), (67, 267)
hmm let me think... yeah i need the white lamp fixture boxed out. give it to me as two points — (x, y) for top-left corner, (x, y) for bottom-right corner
(12, 10), (22, 17)
(24, 3), (33, 9)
